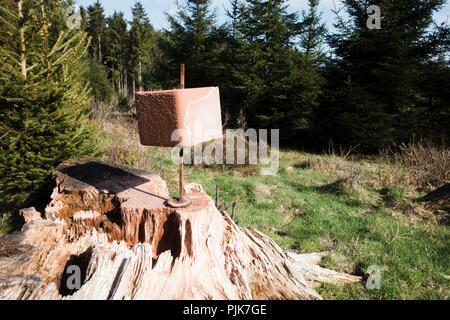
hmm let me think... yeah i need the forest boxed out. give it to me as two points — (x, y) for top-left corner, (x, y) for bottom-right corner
(83, 0), (450, 150)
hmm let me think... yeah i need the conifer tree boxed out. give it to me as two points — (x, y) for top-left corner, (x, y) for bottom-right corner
(129, 1), (156, 93)
(233, 0), (301, 129)
(86, 0), (106, 62)
(0, 0), (101, 210)
(86, 1), (112, 104)
(161, 0), (218, 88)
(318, 0), (448, 150)
(219, 0), (247, 126)
(227, 0), (244, 38)
(294, 0), (326, 129)
(105, 11), (130, 97)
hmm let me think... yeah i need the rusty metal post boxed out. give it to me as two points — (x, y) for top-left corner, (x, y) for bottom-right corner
(179, 63), (185, 202)
(167, 63), (191, 208)
(180, 63), (185, 89)
(179, 148), (184, 202)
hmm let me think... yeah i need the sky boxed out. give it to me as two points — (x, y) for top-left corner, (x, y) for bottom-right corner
(75, 0), (450, 31)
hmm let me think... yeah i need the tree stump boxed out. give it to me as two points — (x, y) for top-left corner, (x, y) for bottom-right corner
(0, 159), (361, 300)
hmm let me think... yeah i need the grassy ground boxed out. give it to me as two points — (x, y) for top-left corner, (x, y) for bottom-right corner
(1, 115), (448, 300)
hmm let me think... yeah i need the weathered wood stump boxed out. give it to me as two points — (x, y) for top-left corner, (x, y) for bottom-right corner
(0, 159), (361, 300)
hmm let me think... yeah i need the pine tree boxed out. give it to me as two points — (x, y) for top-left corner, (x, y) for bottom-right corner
(79, 5), (89, 31)
(421, 23), (450, 140)
(0, 0), (101, 210)
(86, 1), (112, 105)
(105, 11), (130, 97)
(218, 0), (247, 126)
(86, 0), (106, 62)
(160, 0), (218, 88)
(129, 1), (156, 93)
(226, 0), (244, 38)
(318, 0), (448, 150)
(294, 0), (326, 129)
(0, 0), (15, 50)
(87, 59), (114, 104)
(232, 0), (301, 129)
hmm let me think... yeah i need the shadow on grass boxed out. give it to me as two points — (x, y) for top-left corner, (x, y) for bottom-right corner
(293, 162), (309, 169)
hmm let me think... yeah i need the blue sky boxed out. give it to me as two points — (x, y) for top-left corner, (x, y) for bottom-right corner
(75, 0), (450, 31)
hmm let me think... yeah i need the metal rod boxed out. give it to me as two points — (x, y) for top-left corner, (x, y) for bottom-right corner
(167, 63), (190, 208)
(180, 63), (185, 89)
(179, 63), (185, 202)
(179, 148), (184, 201)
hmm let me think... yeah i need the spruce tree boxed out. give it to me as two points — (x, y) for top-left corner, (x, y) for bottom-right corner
(105, 11), (130, 98)
(87, 59), (114, 104)
(129, 1), (156, 93)
(233, 0), (301, 129)
(294, 0), (326, 129)
(318, 0), (448, 150)
(160, 0), (218, 88)
(226, 0), (244, 38)
(219, 0), (247, 126)
(0, 0), (101, 210)
(421, 23), (450, 140)
(86, 0), (106, 62)
(86, 1), (112, 104)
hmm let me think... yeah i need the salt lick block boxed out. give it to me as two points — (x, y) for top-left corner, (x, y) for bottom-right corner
(136, 87), (223, 147)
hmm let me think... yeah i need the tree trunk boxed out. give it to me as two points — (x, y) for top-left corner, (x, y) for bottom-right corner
(98, 35), (102, 63)
(0, 159), (360, 300)
(18, 0), (27, 78)
(124, 69), (128, 99)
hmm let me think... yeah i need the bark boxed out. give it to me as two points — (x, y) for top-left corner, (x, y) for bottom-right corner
(18, 0), (27, 78)
(124, 69), (129, 99)
(0, 159), (361, 300)
(98, 35), (102, 63)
